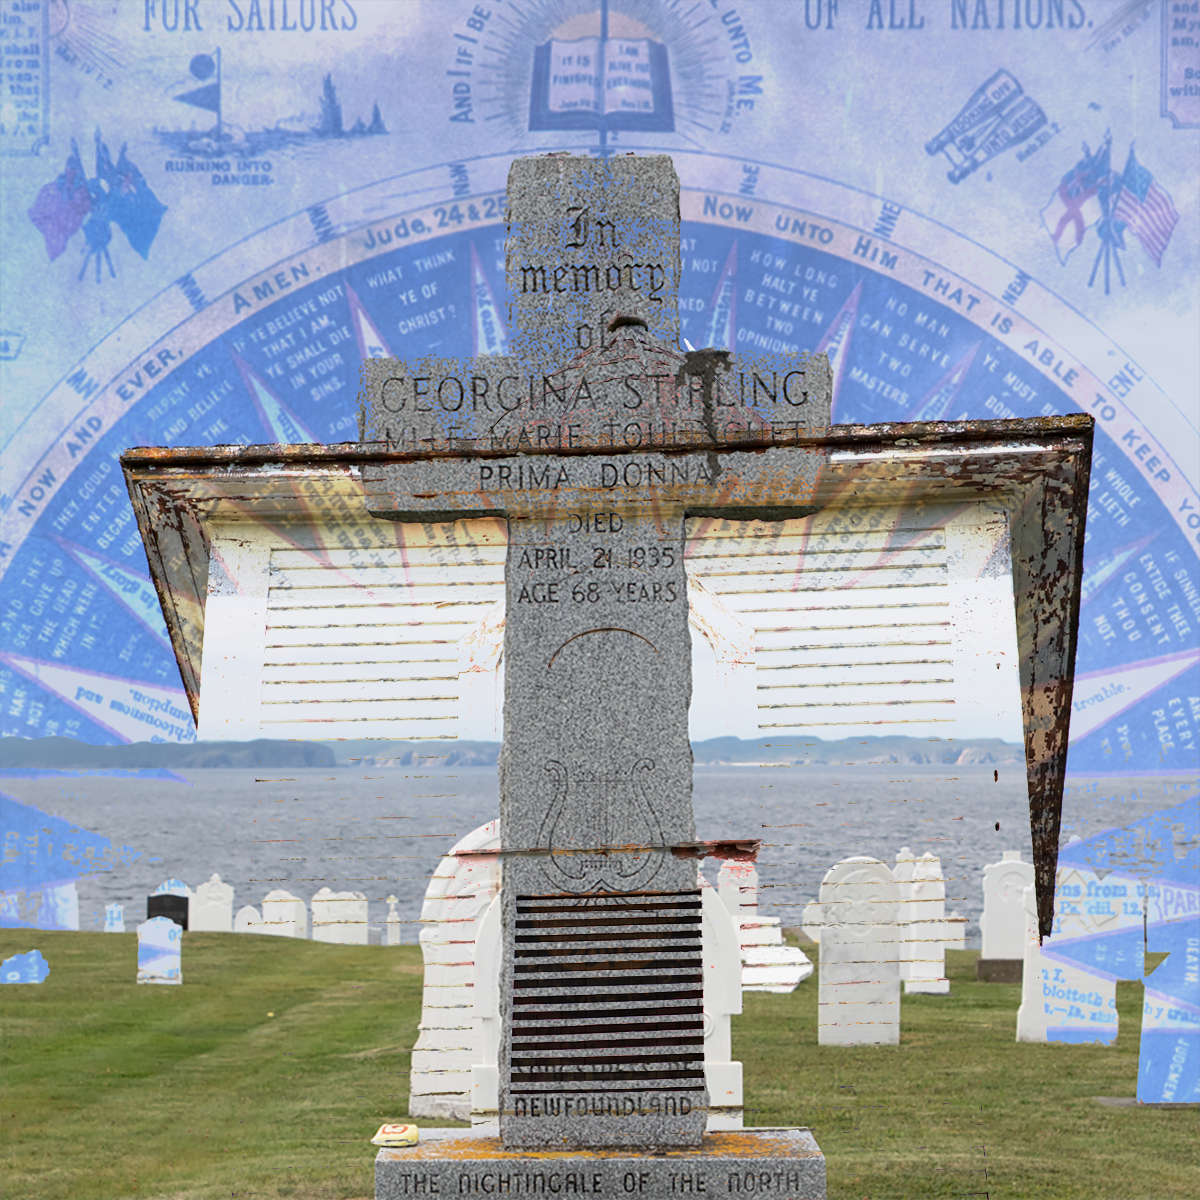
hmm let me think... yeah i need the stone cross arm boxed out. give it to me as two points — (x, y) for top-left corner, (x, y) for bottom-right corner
(357, 341), (834, 459)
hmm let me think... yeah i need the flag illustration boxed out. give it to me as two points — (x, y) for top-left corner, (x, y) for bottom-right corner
(174, 51), (221, 114)
(27, 134), (166, 276)
(1041, 140), (1110, 264)
(1114, 148), (1179, 267)
(101, 143), (168, 260)
(26, 140), (92, 261)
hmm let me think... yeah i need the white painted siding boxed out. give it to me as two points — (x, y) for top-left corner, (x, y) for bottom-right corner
(683, 502), (1015, 734)
(259, 520), (506, 739)
(197, 502), (1018, 741)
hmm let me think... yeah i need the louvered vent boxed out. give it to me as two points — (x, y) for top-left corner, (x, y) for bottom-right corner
(509, 890), (706, 1101)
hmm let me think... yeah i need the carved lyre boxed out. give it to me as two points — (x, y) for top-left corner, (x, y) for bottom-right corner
(538, 758), (664, 893)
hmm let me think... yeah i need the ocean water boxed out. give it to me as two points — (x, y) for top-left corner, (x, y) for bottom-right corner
(2, 765), (1193, 945)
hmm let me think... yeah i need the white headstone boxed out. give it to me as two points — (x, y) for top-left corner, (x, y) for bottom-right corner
(0, 880), (80, 930)
(469, 894), (503, 1130)
(39, 880), (79, 930)
(104, 901), (125, 933)
(981, 850), (1034, 960)
(893, 848), (919, 982)
(410, 820), (502, 1120)
(717, 859), (758, 920)
(311, 887), (367, 943)
(137, 915), (182, 984)
(234, 904), (264, 933)
(816, 856), (901, 1045)
(191, 873), (235, 932)
(385, 894), (401, 947)
(262, 889), (309, 939)
(716, 859), (812, 992)
(895, 850), (953, 994)
(1015, 854), (1141, 1044)
(699, 873), (745, 1130)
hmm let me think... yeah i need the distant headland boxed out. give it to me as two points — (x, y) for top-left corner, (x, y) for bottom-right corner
(0, 734), (1024, 770)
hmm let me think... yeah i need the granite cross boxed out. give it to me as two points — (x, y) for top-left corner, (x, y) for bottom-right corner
(359, 153), (832, 1151)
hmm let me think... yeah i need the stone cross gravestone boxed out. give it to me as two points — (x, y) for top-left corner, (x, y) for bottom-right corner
(363, 154), (828, 1185)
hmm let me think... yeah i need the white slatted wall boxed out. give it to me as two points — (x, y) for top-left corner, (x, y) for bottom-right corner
(259, 520), (506, 739)
(684, 506), (959, 731)
(200, 502), (1010, 739)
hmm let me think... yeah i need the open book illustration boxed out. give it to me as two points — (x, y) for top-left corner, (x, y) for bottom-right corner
(529, 37), (674, 133)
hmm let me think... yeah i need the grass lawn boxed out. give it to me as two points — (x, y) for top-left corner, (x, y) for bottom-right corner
(0, 929), (1194, 1200)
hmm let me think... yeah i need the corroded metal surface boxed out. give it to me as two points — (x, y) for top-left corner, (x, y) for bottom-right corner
(121, 412), (1091, 940)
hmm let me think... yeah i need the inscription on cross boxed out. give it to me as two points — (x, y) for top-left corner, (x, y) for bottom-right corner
(358, 155), (829, 459)
(359, 153), (832, 1150)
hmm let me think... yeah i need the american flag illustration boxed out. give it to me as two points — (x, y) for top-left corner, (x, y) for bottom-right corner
(1113, 148), (1179, 267)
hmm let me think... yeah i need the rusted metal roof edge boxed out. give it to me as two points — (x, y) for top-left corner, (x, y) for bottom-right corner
(121, 414), (1093, 941)
(122, 466), (209, 726)
(119, 414), (1093, 470)
(1008, 436), (1093, 943)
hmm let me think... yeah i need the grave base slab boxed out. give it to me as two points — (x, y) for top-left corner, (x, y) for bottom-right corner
(376, 1128), (824, 1200)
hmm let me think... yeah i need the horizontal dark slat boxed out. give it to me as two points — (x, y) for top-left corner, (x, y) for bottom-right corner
(513, 1054), (704, 1069)
(515, 929), (701, 944)
(516, 899), (701, 915)
(512, 989), (704, 1005)
(512, 1005), (704, 1022)
(514, 957), (699, 974)
(513, 973), (704, 990)
(517, 890), (701, 902)
(513, 1035), (704, 1051)
(513, 1018), (704, 1035)
(515, 942), (701, 958)
(511, 1067), (706, 1082)
(515, 915), (700, 929)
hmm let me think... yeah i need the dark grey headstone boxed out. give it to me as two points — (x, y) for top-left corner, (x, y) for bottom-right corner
(497, 338), (703, 1145)
(359, 152), (832, 1156)
(147, 894), (188, 930)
